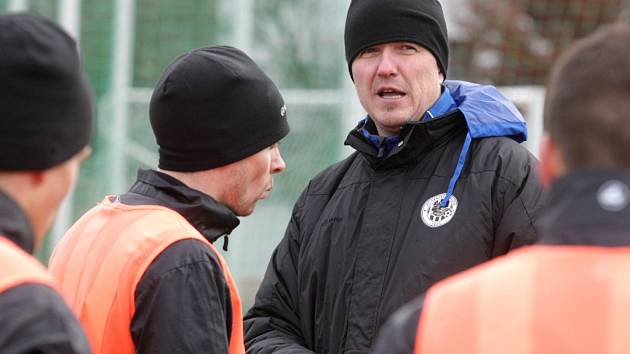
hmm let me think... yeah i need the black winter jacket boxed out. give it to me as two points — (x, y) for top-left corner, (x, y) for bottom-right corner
(0, 192), (91, 354)
(244, 107), (543, 353)
(371, 169), (630, 354)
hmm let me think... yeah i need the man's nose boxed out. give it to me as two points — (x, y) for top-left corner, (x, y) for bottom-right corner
(271, 145), (286, 174)
(376, 49), (397, 77)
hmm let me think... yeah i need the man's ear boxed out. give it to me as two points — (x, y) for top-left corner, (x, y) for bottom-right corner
(539, 134), (566, 188)
(26, 170), (48, 186)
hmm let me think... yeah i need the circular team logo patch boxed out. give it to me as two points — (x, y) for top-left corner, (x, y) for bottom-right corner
(597, 180), (629, 212)
(421, 193), (458, 228)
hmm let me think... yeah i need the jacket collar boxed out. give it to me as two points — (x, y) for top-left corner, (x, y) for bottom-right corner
(122, 169), (240, 244)
(357, 85), (458, 159)
(537, 169), (630, 247)
(345, 110), (467, 170)
(0, 190), (35, 254)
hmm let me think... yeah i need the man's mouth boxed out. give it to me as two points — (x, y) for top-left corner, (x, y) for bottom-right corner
(260, 187), (272, 199)
(377, 87), (406, 99)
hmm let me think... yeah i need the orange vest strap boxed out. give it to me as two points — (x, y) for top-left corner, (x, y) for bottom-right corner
(0, 237), (53, 293)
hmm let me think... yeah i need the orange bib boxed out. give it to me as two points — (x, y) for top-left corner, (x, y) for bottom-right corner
(0, 236), (52, 293)
(417, 246), (630, 354)
(49, 197), (244, 354)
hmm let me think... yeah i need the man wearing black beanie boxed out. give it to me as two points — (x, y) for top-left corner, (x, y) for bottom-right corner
(49, 46), (289, 354)
(245, 0), (543, 353)
(0, 13), (93, 354)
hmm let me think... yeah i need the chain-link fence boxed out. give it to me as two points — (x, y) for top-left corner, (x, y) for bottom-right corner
(2, 0), (627, 310)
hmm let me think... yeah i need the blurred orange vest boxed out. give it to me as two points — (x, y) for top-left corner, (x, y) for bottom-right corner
(0, 236), (52, 293)
(49, 197), (245, 354)
(415, 246), (630, 354)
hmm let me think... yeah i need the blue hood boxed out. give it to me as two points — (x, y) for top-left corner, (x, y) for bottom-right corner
(439, 80), (528, 207)
(445, 80), (527, 142)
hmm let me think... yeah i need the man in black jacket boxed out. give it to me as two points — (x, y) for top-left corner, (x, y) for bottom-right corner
(371, 23), (630, 354)
(0, 13), (93, 354)
(49, 46), (289, 354)
(244, 0), (543, 353)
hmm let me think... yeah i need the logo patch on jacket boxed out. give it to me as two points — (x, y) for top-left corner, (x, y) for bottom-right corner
(597, 180), (629, 212)
(421, 193), (458, 228)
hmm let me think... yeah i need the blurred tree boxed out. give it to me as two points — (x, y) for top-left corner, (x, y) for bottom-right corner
(450, 0), (625, 85)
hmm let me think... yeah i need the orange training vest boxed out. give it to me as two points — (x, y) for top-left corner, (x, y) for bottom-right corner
(49, 197), (245, 354)
(0, 236), (53, 294)
(415, 245), (630, 354)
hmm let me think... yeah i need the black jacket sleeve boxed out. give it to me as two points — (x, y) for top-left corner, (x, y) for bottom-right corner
(492, 146), (543, 257)
(0, 283), (91, 354)
(371, 296), (424, 354)
(131, 239), (232, 354)
(244, 196), (315, 354)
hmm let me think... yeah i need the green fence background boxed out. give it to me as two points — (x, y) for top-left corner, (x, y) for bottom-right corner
(2, 0), (626, 310)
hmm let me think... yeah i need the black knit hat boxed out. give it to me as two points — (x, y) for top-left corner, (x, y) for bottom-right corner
(150, 46), (290, 171)
(344, 0), (449, 78)
(0, 13), (94, 170)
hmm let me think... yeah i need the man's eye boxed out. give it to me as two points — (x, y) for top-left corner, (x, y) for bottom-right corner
(359, 47), (379, 57)
(400, 45), (418, 53)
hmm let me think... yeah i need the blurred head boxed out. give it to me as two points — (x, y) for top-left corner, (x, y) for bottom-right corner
(150, 46), (290, 215)
(540, 24), (630, 186)
(344, 0), (448, 136)
(0, 13), (95, 248)
(0, 148), (92, 243)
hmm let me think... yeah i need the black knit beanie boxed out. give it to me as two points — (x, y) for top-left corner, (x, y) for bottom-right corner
(0, 13), (94, 170)
(150, 46), (290, 171)
(344, 0), (449, 78)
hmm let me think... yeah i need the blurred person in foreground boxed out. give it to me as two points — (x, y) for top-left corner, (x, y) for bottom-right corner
(48, 46), (289, 354)
(244, 0), (543, 353)
(0, 13), (93, 354)
(372, 23), (630, 354)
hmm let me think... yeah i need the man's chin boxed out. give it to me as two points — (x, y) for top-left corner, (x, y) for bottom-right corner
(233, 204), (256, 217)
(372, 115), (412, 135)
